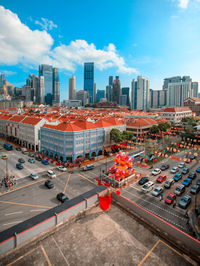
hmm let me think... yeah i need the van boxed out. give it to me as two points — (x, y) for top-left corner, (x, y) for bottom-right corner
(47, 170), (56, 179)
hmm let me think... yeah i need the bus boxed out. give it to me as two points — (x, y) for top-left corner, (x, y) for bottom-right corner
(4, 142), (13, 151)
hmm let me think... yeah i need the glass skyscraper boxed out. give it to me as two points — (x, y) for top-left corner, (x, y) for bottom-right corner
(84, 62), (94, 103)
(39, 65), (60, 105)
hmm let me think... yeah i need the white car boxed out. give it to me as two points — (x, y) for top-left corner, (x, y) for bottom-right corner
(170, 166), (179, 174)
(47, 170), (56, 179)
(141, 181), (154, 193)
(152, 168), (161, 176)
(178, 162), (185, 168)
(30, 173), (39, 180)
(57, 166), (67, 172)
(152, 186), (163, 197)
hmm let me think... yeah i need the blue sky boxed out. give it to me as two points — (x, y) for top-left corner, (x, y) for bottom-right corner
(0, 0), (200, 100)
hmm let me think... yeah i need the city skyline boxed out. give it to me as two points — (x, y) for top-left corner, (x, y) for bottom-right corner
(0, 1), (200, 100)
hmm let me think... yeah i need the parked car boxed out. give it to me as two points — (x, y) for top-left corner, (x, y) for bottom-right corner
(190, 185), (200, 195)
(152, 168), (161, 176)
(138, 176), (149, 185)
(160, 164), (169, 171)
(188, 172), (196, 180)
(164, 178), (174, 189)
(30, 173), (39, 180)
(35, 156), (42, 161)
(196, 166), (200, 173)
(189, 154), (195, 160)
(57, 166), (67, 172)
(178, 162), (185, 168)
(28, 158), (35, 164)
(18, 158), (25, 163)
(42, 160), (49, 165)
(152, 186), (163, 197)
(185, 158), (191, 164)
(47, 170), (56, 179)
(182, 168), (189, 175)
(197, 179), (200, 186)
(57, 192), (69, 203)
(141, 181), (154, 193)
(182, 178), (192, 187)
(165, 193), (176, 205)
(156, 174), (167, 183)
(16, 147), (21, 151)
(82, 164), (94, 171)
(1, 154), (7, 160)
(174, 184), (185, 196)
(178, 195), (191, 209)
(45, 180), (54, 189)
(173, 173), (182, 182)
(16, 163), (23, 170)
(170, 166), (179, 174)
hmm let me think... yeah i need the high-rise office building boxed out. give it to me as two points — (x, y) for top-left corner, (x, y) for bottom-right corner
(26, 74), (40, 102)
(119, 95), (127, 106)
(69, 76), (76, 100)
(122, 87), (130, 106)
(106, 76), (113, 102)
(52, 68), (60, 106)
(94, 83), (96, 103)
(131, 76), (150, 110)
(39, 76), (45, 104)
(113, 76), (121, 104)
(191, 82), (199, 98)
(109, 76), (113, 86)
(0, 74), (5, 89)
(165, 76), (192, 106)
(96, 90), (105, 103)
(39, 65), (59, 105)
(150, 90), (166, 108)
(76, 90), (89, 106)
(84, 62), (94, 103)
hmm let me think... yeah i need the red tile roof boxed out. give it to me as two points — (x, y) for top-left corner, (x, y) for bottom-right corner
(22, 117), (43, 125)
(9, 115), (26, 122)
(163, 107), (191, 112)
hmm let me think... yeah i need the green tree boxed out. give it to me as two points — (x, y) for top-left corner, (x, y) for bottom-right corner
(110, 129), (123, 143)
(181, 125), (197, 139)
(149, 125), (159, 134)
(158, 122), (171, 132)
(122, 131), (134, 141)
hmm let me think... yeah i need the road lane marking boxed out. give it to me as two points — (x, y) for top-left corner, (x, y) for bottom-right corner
(0, 178), (48, 197)
(0, 200), (52, 209)
(138, 240), (160, 266)
(30, 209), (47, 212)
(63, 174), (71, 194)
(5, 211), (23, 216)
(7, 246), (40, 266)
(87, 171), (98, 177)
(40, 244), (52, 266)
(160, 240), (197, 266)
(3, 220), (22, 226)
(52, 236), (70, 266)
(124, 189), (187, 221)
(77, 173), (97, 186)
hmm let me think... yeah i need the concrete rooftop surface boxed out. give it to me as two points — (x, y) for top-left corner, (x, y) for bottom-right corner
(0, 204), (197, 266)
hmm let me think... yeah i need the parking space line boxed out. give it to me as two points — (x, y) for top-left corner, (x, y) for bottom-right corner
(0, 178), (48, 197)
(160, 240), (197, 266)
(138, 239), (160, 266)
(77, 173), (97, 186)
(5, 211), (23, 216)
(0, 200), (52, 209)
(40, 244), (52, 266)
(52, 236), (70, 266)
(63, 174), (71, 194)
(3, 220), (23, 226)
(7, 246), (39, 266)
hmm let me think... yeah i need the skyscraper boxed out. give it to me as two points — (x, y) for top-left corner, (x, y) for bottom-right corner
(69, 76), (76, 100)
(26, 74), (40, 102)
(52, 68), (60, 106)
(94, 82), (96, 103)
(39, 65), (59, 105)
(122, 87), (130, 106)
(106, 76), (113, 102)
(39, 76), (45, 104)
(131, 76), (150, 110)
(84, 62), (94, 103)
(192, 82), (198, 98)
(113, 76), (121, 104)
(165, 76), (192, 106)
(76, 90), (89, 106)
(0, 74), (5, 89)
(97, 90), (105, 103)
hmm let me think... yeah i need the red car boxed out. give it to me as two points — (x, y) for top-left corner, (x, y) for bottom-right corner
(185, 158), (191, 164)
(165, 193), (176, 205)
(156, 174), (167, 183)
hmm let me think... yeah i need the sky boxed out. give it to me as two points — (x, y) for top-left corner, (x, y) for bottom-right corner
(0, 0), (200, 101)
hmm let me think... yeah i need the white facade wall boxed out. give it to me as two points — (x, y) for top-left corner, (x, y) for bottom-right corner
(161, 110), (192, 123)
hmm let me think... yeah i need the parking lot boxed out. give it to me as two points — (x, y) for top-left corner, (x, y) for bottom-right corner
(122, 149), (200, 235)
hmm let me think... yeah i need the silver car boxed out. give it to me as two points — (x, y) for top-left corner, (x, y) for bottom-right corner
(142, 181), (154, 193)
(170, 166), (179, 174)
(152, 186), (163, 197)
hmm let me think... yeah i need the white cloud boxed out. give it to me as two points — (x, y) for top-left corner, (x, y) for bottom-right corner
(0, 70), (16, 76)
(35, 18), (57, 31)
(0, 5), (137, 74)
(178, 0), (190, 8)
